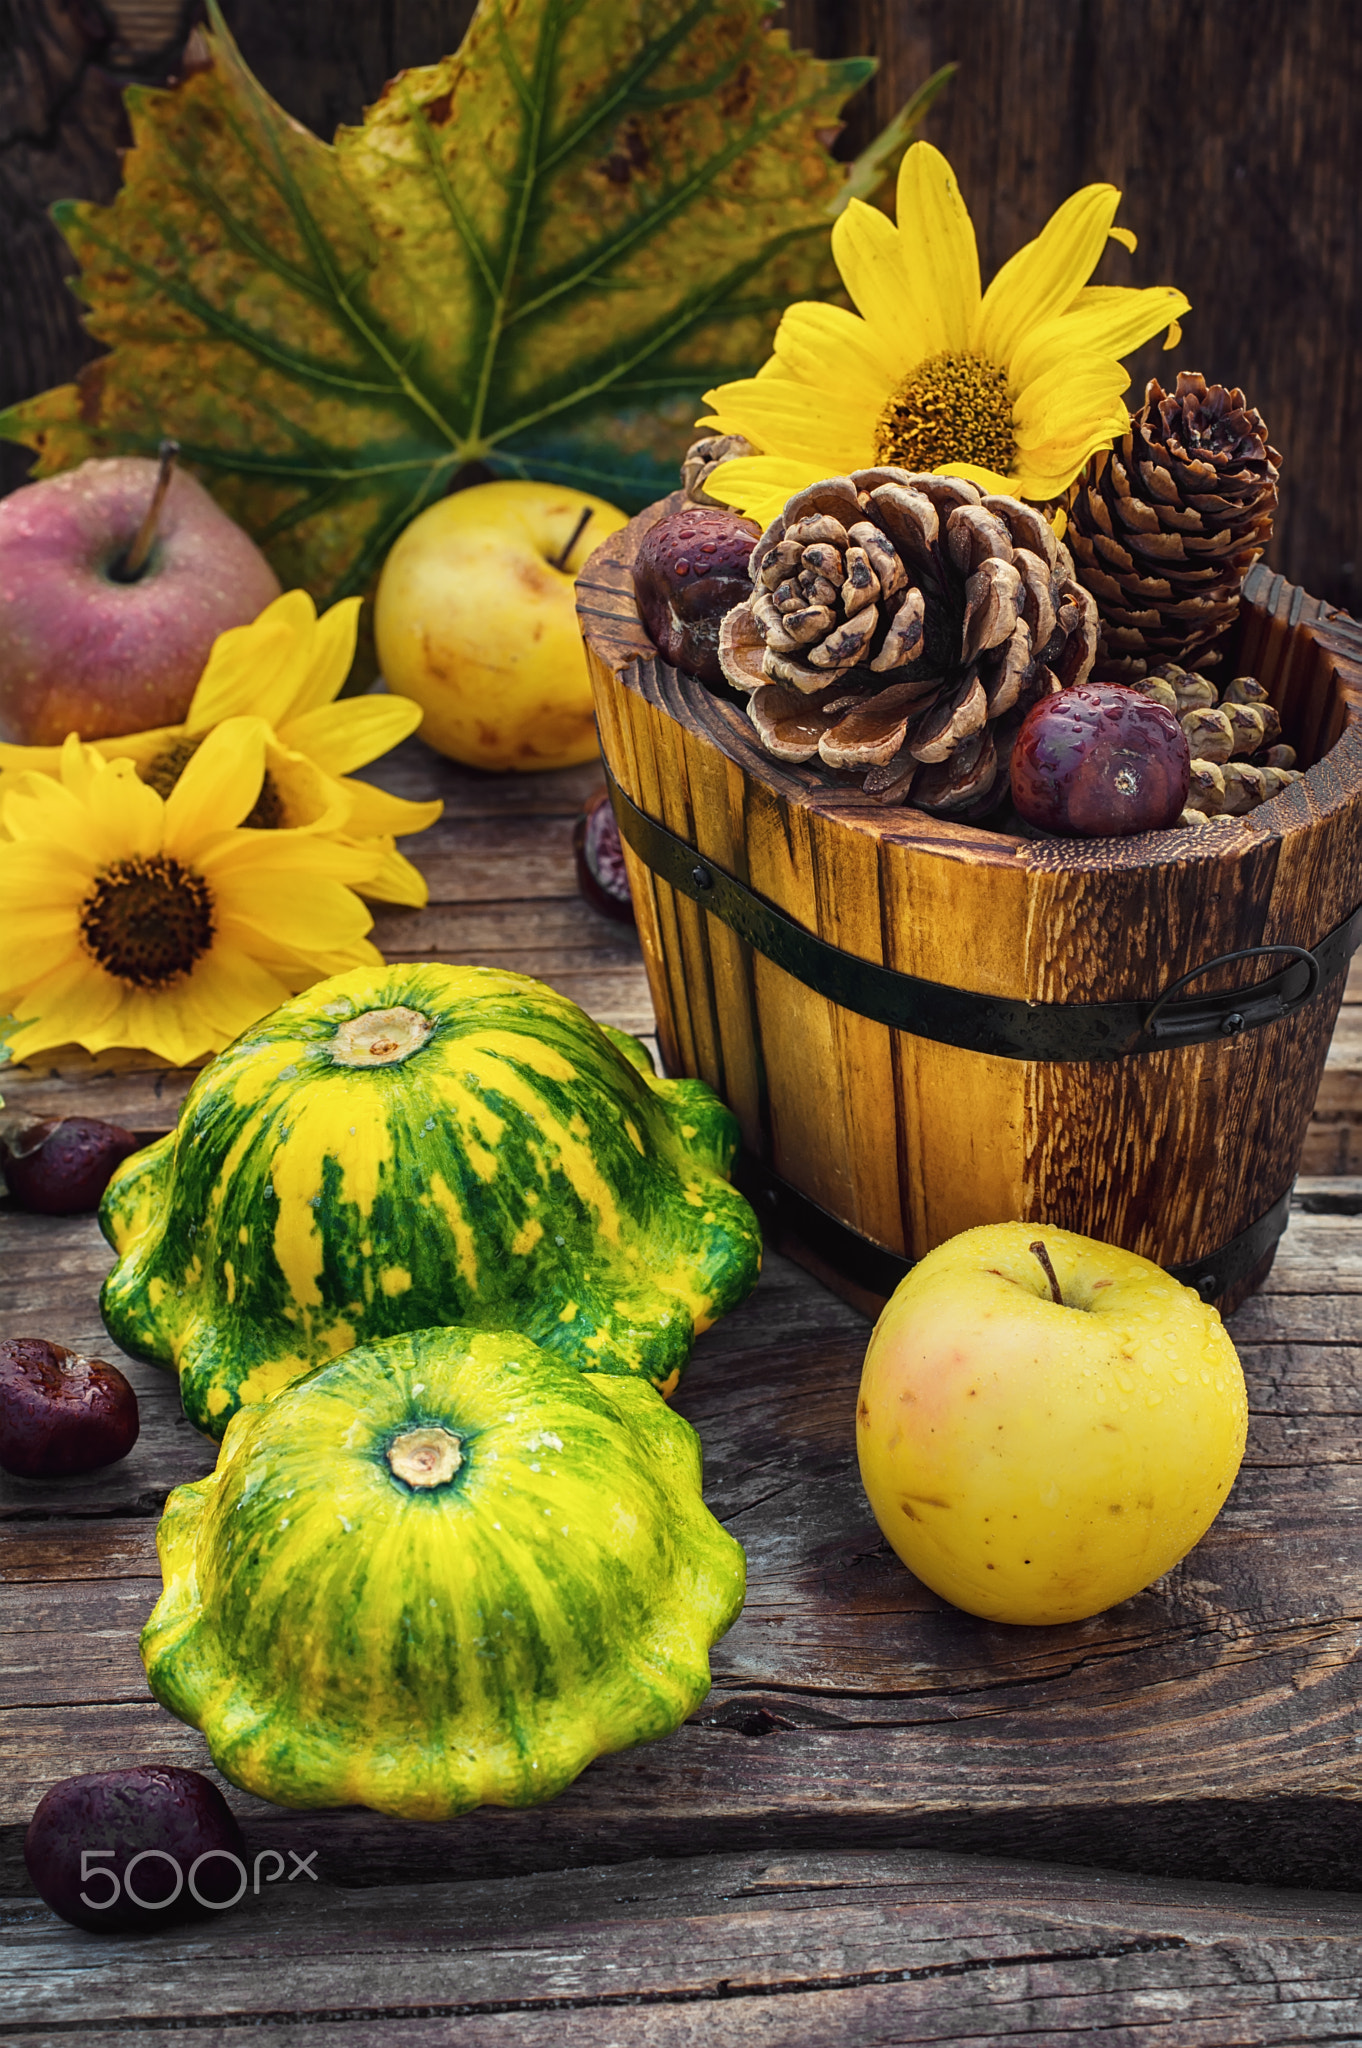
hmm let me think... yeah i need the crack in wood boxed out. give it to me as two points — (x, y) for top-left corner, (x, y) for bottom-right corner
(0, 1935), (1191, 2033)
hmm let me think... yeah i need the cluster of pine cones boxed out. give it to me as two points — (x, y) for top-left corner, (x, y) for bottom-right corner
(680, 369), (1300, 833)
(716, 470), (1098, 816)
(1133, 664), (1303, 826)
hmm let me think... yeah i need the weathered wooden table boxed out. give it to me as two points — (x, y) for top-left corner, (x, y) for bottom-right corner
(3, 740), (1361, 2040)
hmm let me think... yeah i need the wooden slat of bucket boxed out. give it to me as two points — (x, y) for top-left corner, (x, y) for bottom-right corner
(580, 503), (1362, 1313)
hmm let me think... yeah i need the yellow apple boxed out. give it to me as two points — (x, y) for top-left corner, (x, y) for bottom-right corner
(856, 1222), (1247, 1625)
(374, 480), (628, 771)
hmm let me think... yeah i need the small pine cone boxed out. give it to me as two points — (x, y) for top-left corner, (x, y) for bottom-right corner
(681, 435), (755, 508)
(1162, 665), (1300, 822)
(1064, 371), (1280, 683)
(717, 470), (1095, 814)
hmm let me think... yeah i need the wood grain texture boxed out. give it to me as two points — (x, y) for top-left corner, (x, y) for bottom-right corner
(582, 505), (1362, 1310)
(4, 1847), (1362, 2043)
(781, 0), (1362, 619)
(4, 1192), (1361, 1900)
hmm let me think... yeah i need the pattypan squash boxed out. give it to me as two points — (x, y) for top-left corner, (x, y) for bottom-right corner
(100, 963), (759, 1437)
(140, 1324), (746, 1819)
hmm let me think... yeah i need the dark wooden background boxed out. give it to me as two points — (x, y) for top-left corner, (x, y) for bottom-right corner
(2, 0), (1359, 613)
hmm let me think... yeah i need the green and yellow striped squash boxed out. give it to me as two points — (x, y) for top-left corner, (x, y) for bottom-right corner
(100, 963), (759, 1440)
(140, 1324), (746, 1819)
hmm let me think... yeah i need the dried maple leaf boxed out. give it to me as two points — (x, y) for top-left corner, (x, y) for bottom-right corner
(0, 0), (949, 611)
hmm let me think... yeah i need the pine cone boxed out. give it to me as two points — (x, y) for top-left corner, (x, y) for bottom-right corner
(716, 470), (1097, 814)
(681, 435), (755, 508)
(1065, 372), (1280, 684)
(1130, 664), (1302, 826)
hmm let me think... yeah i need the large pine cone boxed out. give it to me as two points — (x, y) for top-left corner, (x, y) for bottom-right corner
(1065, 372), (1280, 685)
(716, 470), (1097, 814)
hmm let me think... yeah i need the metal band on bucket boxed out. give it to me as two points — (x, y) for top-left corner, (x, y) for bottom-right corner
(733, 1153), (1294, 1307)
(604, 764), (1362, 1064)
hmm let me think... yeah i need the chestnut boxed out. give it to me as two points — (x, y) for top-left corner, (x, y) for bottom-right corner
(0, 1337), (139, 1478)
(1011, 684), (1191, 837)
(1, 1116), (140, 1214)
(574, 791), (635, 924)
(25, 1768), (248, 1933)
(632, 507), (759, 684)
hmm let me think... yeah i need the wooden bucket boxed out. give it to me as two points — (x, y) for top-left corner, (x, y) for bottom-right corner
(579, 495), (1362, 1317)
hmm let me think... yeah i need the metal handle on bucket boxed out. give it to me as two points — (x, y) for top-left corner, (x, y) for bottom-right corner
(1143, 943), (1322, 1046)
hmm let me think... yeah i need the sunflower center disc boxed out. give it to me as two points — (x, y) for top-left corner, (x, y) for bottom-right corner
(875, 350), (1017, 477)
(331, 1006), (434, 1065)
(79, 855), (215, 988)
(387, 1426), (464, 1489)
(141, 738), (284, 829)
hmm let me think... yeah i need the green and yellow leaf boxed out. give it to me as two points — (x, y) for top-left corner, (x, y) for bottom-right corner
(0, 0), (947, 608)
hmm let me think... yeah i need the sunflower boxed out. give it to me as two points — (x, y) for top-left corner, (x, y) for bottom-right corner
(0, 722), (384, 1066)
(699, 142), (1191, 529)
(0, 592), (442, 907)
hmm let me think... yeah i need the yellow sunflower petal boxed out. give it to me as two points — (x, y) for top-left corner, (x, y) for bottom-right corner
(4, 951), (125, 1053)
(334, 778), (443, 839)
(215, 877), (373, 953)
(892, 140), (981, 357)
(977, 183), (1124, 367)
(91, 724), (181, 775)
(202, 830), (381, 891)
(164, 717), (269, 847)
(698, 455), (833, 528)
(0, 786), (106, 867)
(347, 837), (430, 907)
(0, 741), (67, 779)
(279, 692), (425, 776)
(830, 196), (926, 355)
(108, 986), (212, 1067)
(0, 927), (84, 999)
(281, 596), (362, 717)
(700, 375), (867, 474)
(1009, 285), (1192, 391)
(772, 299), (908, 390)
(763, 333), (886, 435)
(1012, 357), (1131, 446)
(185, 592), (316, 732)
(259, 743), (352, 833)
(178, 944), (293, 1039)
(82, 758), (163, 863)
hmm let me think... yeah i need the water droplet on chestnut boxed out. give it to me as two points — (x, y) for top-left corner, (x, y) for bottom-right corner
(0, 1116), (140, 1214)
(24, 1768), (247, 1933)
(0, 1337), (139, 1478)
(1011, 684), (1190, 837)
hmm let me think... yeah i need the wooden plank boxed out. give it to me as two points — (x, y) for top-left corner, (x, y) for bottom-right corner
(3, 1847), (1361, 2043)
(4, 1195), (1361, 1897)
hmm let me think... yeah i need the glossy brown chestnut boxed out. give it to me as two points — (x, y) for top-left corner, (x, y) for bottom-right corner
(0, 1337), (139, 1478)
(25, 1768), (248, 1933)
(573, 790), (635, 924)
(632, 508), (759, 684)
(1011, 684), (1191, 837)
(0, 1116), (140, 1214)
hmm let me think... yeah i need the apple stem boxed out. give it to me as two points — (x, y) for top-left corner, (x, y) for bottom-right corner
(118, 440), (180, 581)
(1030, 1239), (1065, 1306)
(551, 506), (593, 574)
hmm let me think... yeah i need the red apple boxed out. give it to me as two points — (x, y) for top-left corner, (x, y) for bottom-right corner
(0, 456), (280, 744)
